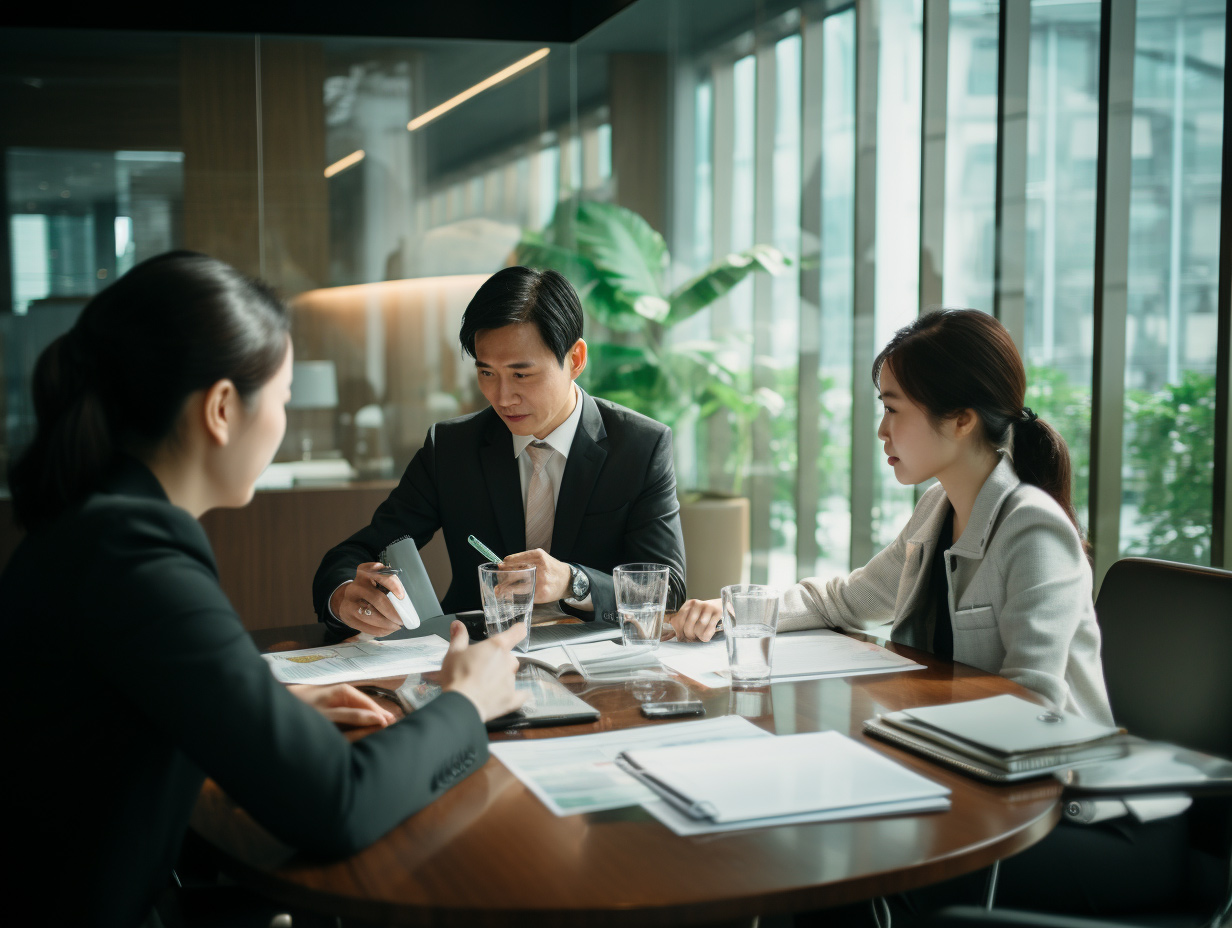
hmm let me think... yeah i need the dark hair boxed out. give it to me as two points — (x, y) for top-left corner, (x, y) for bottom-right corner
(458, 266), (583, 365)
(871, 309), (1082, 539)
(9, 251), (289, 530)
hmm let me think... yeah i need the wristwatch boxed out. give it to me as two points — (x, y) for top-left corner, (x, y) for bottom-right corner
(567, 563), (590, 601)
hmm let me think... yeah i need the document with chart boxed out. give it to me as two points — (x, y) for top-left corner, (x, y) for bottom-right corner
(490, 715), (772, 816)
(261, 636), (450, 684)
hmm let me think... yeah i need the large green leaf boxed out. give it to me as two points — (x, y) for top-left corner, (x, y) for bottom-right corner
(666, 245), (791, 327)
(514, 234), (600, 290)
(573, 202), (668, 309)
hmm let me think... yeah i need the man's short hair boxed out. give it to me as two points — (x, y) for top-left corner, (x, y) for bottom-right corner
(459, 266), (584, 366)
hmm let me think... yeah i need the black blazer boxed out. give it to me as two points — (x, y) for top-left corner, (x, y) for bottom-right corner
(313, 389), (687, 626)
(0, 458), (488, 928)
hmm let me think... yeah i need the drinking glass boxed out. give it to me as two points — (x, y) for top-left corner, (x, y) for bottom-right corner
(721, 584), (780, 687)
(613, 563), (670, 650)
(478, 563), (535, 653)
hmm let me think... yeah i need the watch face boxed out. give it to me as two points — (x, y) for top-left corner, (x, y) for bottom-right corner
(572, 566), (587, 598)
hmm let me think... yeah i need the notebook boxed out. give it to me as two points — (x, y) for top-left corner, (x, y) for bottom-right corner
(615, 730), (950, 824)
(519, 641), (662, 679)
(865, 694), (1125, 782)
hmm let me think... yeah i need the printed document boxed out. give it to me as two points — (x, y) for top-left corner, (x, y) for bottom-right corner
(658, 628), (923, 688)
(261, 635), (450, 684)
(489, 715), (771, 816)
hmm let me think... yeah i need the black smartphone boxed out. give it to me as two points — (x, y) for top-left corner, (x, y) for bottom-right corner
(640, 700), (705, 719)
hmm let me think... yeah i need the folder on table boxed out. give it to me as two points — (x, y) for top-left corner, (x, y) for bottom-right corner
(864, 694), (1126, 783)
(615, 730), (950, 824)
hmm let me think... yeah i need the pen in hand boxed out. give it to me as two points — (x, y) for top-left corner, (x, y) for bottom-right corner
(468, 534), (503, 565)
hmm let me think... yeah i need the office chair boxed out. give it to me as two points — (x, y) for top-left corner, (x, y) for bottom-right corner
(947, 558), (1232, 928)
(1096, 558), (1232, 760)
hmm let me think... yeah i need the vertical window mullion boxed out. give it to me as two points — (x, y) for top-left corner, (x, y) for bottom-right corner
(1215, 11), (1232, 569)
(751, 41), (778, 585)
(850, 0), (879, 569)
(797, 2), (826, 579)
(1090, 0), (1136, 587)
(709, 61), (736, 492)
(920, 0), (948, 311)
(994, 0), (1029, 351)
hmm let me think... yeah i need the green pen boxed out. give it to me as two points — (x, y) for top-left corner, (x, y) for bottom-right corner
(468, 534), (503, 565)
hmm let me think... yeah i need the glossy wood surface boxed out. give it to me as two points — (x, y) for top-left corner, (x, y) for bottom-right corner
(192, 623), (1063, 926)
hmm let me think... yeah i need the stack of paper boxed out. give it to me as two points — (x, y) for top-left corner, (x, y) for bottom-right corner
(261, 635), (450, 684)
(865, 694), (1125, 782)
(617, 730), (950, 835)
(490, 716), (772, 815)
(490, 716), (950, 834)
(658, 628), (923, 688)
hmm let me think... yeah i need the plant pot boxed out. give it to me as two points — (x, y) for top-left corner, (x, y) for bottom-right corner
(678, 492), (750, 601)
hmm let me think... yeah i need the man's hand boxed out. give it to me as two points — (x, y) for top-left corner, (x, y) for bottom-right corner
(665, 598), (723, 642)
(499, 548), (572, 602)
(329, 563), (406, 636)
(288, 683), (396, 728)
(438, 620), (529, 722)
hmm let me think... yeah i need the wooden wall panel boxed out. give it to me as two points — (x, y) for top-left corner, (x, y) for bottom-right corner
(259, 40), (329, 292)
(198, 483), (397, 629)
(0, 484), (455, 632)
(179, 36), (262, 276)
(609, 53), (668, 236)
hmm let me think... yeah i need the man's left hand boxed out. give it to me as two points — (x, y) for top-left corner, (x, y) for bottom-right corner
(500, 548), (573, 602)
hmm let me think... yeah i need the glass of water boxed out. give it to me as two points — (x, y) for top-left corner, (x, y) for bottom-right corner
(721, 584), (780, 687)
(478, 563), (535, 652)
(613, 563), (670, 650)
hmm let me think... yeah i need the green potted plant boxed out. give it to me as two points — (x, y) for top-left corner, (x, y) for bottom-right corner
(515, 200), (790, 596)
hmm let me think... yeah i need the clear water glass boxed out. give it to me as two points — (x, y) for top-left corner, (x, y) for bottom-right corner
(721, 584), (780, 687)
(613, 563), (670, 650)
(478, 563), (535, 653)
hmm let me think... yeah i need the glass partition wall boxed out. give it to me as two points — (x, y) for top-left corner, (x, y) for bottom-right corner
(2, 0), (1229, 591)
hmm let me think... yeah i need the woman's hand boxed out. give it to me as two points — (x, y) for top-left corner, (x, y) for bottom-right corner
(288, 683), (396, 728)
(438, 620), (529, 722)
(665, 598), (723, 642)
(330, 563), (406, 637)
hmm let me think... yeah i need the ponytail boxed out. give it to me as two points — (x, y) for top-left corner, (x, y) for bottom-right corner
(8, 330), (114, 530)
(8, 251), (289, 531)
(1011, 409), (1081, 540)
(873, 310), (1084, 541)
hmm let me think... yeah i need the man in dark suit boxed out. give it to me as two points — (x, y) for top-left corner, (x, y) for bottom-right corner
(313, 266), (687, 635)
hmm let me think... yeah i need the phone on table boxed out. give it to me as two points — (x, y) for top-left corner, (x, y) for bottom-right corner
(640, 700), (705, 719)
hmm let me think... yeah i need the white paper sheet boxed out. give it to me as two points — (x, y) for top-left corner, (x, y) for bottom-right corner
(657, 629), (923, 688)
(261, 635), (450, 684)
(489, 715), (771, 816)
(619, 730), (950, 824)
(642, 794), (951, 836)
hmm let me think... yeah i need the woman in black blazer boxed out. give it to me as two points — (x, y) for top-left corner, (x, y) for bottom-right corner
(0, 252), (526, 928)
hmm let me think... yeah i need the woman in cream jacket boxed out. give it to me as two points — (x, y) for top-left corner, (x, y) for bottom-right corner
(670, 309), (1112, 724)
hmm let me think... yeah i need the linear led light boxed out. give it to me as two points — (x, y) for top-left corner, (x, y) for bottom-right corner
(324, 149), (365, 178)
(407, 48), (550, 132)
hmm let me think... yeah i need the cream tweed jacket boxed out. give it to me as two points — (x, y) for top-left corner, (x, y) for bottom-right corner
(780, 453), (1113, 724)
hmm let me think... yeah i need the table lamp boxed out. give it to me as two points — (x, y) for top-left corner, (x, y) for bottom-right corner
(288, 360), (339, 460)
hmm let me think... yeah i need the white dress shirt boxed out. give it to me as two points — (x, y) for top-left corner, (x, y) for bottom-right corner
(330, 385), (591, 623)
(513, 384), (592, 608)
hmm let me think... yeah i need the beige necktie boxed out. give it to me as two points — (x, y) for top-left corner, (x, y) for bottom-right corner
(524, 442), (555, 552)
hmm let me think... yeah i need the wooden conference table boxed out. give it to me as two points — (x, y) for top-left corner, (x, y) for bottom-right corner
(190, 618), (1064, 927)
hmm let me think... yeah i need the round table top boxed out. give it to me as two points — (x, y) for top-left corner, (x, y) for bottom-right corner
(191, 623), (1062, 927)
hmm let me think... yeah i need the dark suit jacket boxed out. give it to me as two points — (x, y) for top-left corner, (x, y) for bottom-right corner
(0, 457), (488, 928)
(313, 389), (687, 627)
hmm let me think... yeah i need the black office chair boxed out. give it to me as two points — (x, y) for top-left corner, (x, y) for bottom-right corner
(1096, 558), (1232, 760)
(937, 558), (1232, 927)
